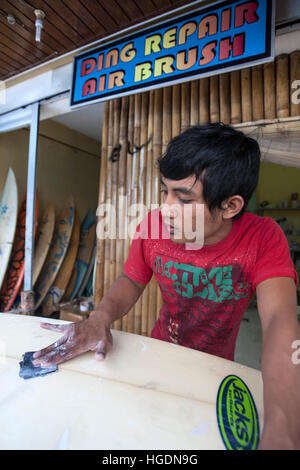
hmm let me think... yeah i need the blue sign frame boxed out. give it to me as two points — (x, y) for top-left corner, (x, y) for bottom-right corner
(70, 0), (275, 108)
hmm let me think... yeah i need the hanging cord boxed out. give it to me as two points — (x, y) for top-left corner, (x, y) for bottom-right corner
(127, 136), (152, 190)
(109, 136), (152, 164)
(127, 136), (152, 155)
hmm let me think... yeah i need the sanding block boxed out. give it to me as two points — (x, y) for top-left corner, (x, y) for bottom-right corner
(19, 351), (58, 380)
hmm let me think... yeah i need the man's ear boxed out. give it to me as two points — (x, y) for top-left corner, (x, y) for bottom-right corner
(221, 195), (244, 219)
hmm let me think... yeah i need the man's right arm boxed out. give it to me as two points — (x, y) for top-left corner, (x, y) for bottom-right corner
(32, 271), (147, 367)
(92, 271), (148, 326)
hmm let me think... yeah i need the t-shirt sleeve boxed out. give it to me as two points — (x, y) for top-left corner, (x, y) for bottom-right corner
(250, 217), (298, 289)
(124, 224), (153, 285)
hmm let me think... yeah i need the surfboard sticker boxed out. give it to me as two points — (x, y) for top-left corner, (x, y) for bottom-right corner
(216, 375), (260, 450)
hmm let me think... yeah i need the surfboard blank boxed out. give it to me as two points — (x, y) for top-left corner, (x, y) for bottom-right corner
(0, 313), (264, 450)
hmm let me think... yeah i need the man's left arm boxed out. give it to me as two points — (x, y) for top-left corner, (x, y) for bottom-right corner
(256, 276), (300, 450)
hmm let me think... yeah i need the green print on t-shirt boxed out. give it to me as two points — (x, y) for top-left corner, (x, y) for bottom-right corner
(153, 255), (250, 303)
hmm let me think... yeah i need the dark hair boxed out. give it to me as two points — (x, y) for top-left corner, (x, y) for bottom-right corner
(157, 123), (260, 219)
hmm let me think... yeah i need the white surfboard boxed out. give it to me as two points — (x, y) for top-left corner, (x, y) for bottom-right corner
(0, 169), (18, 291)
(0, 313), (264, 450)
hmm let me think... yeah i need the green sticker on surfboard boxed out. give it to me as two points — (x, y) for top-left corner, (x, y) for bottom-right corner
(216, 375), (260, 450)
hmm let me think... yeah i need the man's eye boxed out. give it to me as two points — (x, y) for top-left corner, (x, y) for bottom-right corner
(179, 198), (192, 204)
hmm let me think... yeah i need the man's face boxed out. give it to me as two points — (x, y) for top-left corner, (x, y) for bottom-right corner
(160, 175), (228, 246)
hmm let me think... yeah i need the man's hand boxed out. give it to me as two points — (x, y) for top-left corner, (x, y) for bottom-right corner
(32, 272), (147, 368)
(32, 312), (113, 367)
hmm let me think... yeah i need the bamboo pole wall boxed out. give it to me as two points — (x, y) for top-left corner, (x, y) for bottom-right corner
(95, 50), (300, 336)
(290, 50), (300, 117)
(153, 89), (163, 325)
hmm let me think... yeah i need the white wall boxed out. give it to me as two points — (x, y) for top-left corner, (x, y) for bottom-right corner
(0, 120), (100, 224)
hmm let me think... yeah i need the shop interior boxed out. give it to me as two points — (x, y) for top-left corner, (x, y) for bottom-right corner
(0, 101), (103, 317)
(1, 96), (300, 370)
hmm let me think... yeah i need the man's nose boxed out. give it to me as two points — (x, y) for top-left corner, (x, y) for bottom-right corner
(161, 199), (181, 219)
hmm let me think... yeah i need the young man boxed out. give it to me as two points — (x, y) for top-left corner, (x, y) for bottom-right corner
(33, 123), (300, 449)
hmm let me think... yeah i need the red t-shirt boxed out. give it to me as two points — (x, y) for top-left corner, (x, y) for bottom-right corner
(124, 209), (297, 360)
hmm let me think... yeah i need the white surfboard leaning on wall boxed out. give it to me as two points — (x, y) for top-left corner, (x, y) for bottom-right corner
(0, 168), (18, 292)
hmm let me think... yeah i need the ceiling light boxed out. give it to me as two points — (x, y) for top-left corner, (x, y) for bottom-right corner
(34, 9), (45, 42)
(7, 14), (16, 25)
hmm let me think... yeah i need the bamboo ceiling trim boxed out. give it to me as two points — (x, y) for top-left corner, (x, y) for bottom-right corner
(95, 50), (300, 337)
(0, 0), (195, 81)
(239, 119), (300, 168)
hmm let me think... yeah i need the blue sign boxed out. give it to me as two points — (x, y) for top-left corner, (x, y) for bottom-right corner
(70, 0), (274, 108)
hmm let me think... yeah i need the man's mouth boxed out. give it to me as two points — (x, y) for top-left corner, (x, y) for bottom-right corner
(165, 222), (176, 234)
